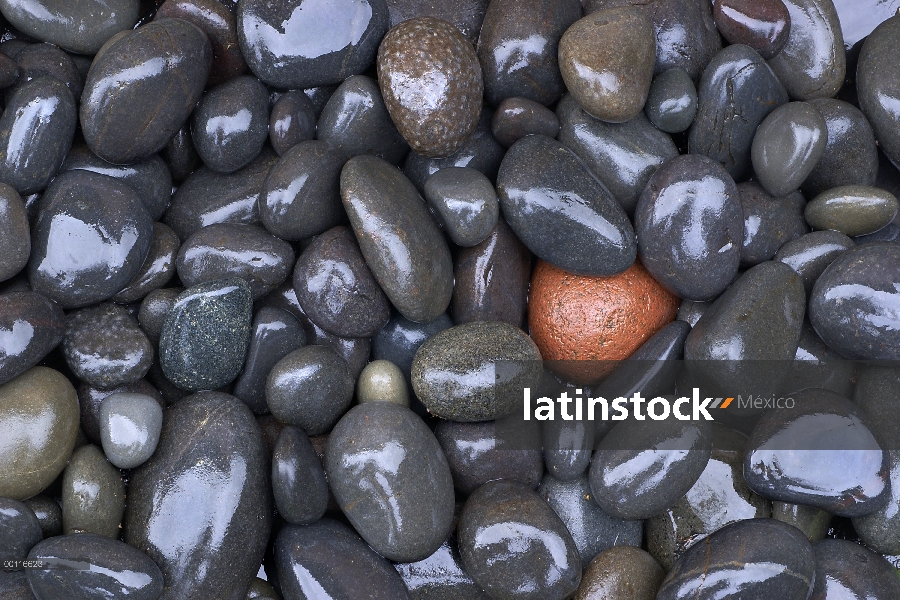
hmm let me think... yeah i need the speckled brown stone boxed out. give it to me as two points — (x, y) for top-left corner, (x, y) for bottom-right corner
(528, 260), (679, 384)
(377, 17), (483, 158)
(574, 546), (665, 600)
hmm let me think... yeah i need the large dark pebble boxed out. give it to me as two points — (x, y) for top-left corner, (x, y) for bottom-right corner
(269, 90), (316, 156)
(125, 391), (271, 600)
(810, 539), (900, 599)
(0, 291), (64, 385)
(272, 425), (328, 525)
(458, 480), (582, 600)
(751, 101), (827, 197)
(491, 96), (560, 148)
(497, 134), (636, 276)
(326, 401), (455, 562)
(158, 278), (253, 391)
(774, 230), (855, 294)
(713, 0), (791, 59)
(28, 171), (152, 309)
(80, 18), (211, 164)
(738, 182), (808, 267)
(424, 166), (499, 247)
(0, 497), (42, 560)
(635, 154), (742, 300)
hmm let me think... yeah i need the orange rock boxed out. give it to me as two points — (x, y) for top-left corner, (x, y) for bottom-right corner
(528, 260), (679, 384)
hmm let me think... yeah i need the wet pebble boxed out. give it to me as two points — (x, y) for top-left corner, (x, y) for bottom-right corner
(292, 225), (390, 338)
(752, 101), (827, 197)
(137, 288), (182, 346)
(811, 539), (900, 599)
(411, 321), (542, 421)
(0, 497), (42, 559)
(804, 185), (899, 237)
(574, 546), (664, 600)
(326, 401), (455, 562)
(316, 74), (408, 164)
(112, 222), (180, 304)
(377, 17), (482, 157)
(738, 182), (808, 267)
(559, 8), (655, 123)
(341, 155), (453, 322)
(373, 312), (453, 385)
(858, 15), (900, 171)
(22, 495), (62, 539)
(99, 392), (163, 470)
(11, 42), (82, 100)
(774, 230), (855, 294)
(63, 303), (153, 388)
(543, 420), (593, 481)
(809, 242), (900, 360)
(0, 185), (28, 283)
(497, 134), (636, 276)
(773, 502), (831, 543)
(192, 75), (269, 174)
(76, 379), (162, 446)
(491, 96), (560, 148)
(394, 537), (490, 600)
(356, 359), (409, 406)
(644, 68), (698, 134)
(61, 444), (124, 538)
(0, 291), (65, 385)
(424, 166), (499, 247)
(158, 278), (253, 391)
(458, 480), (582, 600)
(269, 90), (316, 156)
(265, 345), (354, 435)
(713, 0), (791, 59)
(272, 425), (328, 525)
(163, 124), (200, 183)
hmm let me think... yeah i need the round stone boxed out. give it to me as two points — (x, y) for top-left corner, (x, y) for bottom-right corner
(423, 167), (499, 247)
(23, 495), (62, 539)
(738, 182), (808, 267)
(269, 90), (316, 156)
(751, 101), (827, 197)
(574, 546), (665, 600)
(356, 359), (409, 406)
(0, 497), (42, 560)
(99, 392), (163, 470)
(713, 0), (791, 59)
(644, 68), (698, 133)
(491, 96), (560, 148)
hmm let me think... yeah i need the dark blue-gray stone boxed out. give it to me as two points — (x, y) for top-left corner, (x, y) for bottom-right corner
(10, 42), (82, 101)
(644, 68), (698, 133)
(272, 425), (328, 525)
(0, 291), (65, 386)
(111, 222), (180, 304)
(394, 538), (490, 600)
(159, 278), (253, 391)
(424, 166), (499, 247)
(751, 101), (827, 197)
(269, 90), (316, 156)
(373, 312), (454, 385)
(543, 420), (593, 481)
(497, 134), (636, 276)
(0, 497), (42, 560)
(0, 185), (29, 283)
(22, 495), (62, 539)
(774, 230), (855, 294)
(738, 182), (808, 267)
(858, 15), (900, 172)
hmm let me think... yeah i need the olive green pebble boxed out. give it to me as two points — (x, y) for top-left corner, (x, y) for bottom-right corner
(804, 185), (899, 237)
(357, 359), (409, 406)
(61, 444), (125, 538)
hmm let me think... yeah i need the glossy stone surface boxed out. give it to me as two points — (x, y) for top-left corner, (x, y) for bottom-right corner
(803, 98), (879, 197)
(590, 419), (712, 520)
(810, 539), (900, 600)
(556, 94), (678, 215)
(99, 392), (163, 469)
(0, 0), (139, 55)
(411, 321), (542, 421)
(265, 345), (354, 435)
(644, 68), (698, 134)
(177, 223), (295, 301)
(0, 367), (79, 500)
(155, 0), (247, 85)
(26, 534), (163, 600)
(394, 537), (490, 600)
(543, 420), (593, 481)
(656, 519), (815, 600)
(192, 75), (269, 174)
(386, 0), (488, 44)
(559, 8), (655, 123)
(635, 153), (742, 300)
(805, 185), (899, 237)
(573, 546), (664, 600)
(373, 312), (453, 384)
(237, 0), (388, 89)
(77, 379), (162, 446)
(435, 418), (543, 495)
(688, 43), (788, 179)
(774, 230), (855, 294)
(81, 18), (211, 164)
(23, 495), (61, 539)
(377, 17), (482, 158)
(858, 15), (900, 171)
(27, 171), (153, 309)
(745, 388), (888, 517)
(0, 185), (29, 283)
(317, 74), (409, 164)
(491, 96), (560, 148)
(272, 425), (328, 525)
(125, 391), (271, 600)
(424, 167), (499, 247)
(540, 474), (642, 569)
(275, 519), (411, 600)
(269, 90), (316, 156)
(458, 480), (581, 600)
(293, 225), (390, 338)
(341, 155), (453, 322)
(61, 444), (124, 537)
(477, 0), (582, 107)
(738, 182), (808, 267)
(452, 218), (531, 327)
(497, 134), (636, 276)
(773, 502), (831, 543)
(768, 0), (845, 101)
(0, 497), (41, 560)
(158, 278), (253, 391)
(165, 150), (278, 241)
(11, 41), (83, 100)
(327, 402), (455, 562)
(356, 359), (408, 406)
(232, 306), (306, 415)
(752, 102), (827, 197)
(0, 291), (65, 385)
(164, 124), (200, 183)
(112, 222), (179, 304)
(138, 288), (182, 346)
(63, 303), (153, 388)
(809, 243), (900, 360)
(714, 0), (791, 59)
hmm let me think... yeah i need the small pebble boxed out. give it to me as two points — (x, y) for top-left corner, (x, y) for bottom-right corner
(61, 444), (125, 538)
(272, 425), (329, 525)
(356, 359), (409, 406)
(574, 546), (665, 600)
(804, 185), (899, 237)
(99, 392), (163, 470)
(423, 166), (499, 247)
(111, 222), (180, 304)
(644, 68), (698, 133)
(22, 495), (62, 539)
(713, 0), (791, 59)
(752, 101), (827, 197)
(774, 230), (855, 294)
(0, 184), (29, 283)
(0, 497), (42, 560)
(491, 96), (560, 148)
(738, 182), (808, 267)
(268, 90), (316, 156)
(0, 291), (65, 385)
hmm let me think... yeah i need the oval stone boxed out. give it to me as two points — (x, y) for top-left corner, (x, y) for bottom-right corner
(423, 166), (499, 247)
(751, 101), (827, 197)
(272, 425), (328, 525)
(804, 185), (899, 237)
(112, 222), (180, 304)
(0, 367), (79, 500)
(809, 243), (900, 360)
(491, 96), (560, 148)
(738, 182), (808, 267)
(713, 0), (790, 60)
(0, 497), (42, 560)
(0, 291), (65, 386)
(81, 18), (212, 164)
(644, 67), (698, 134)
(774, 230), (855, 294)
(411, 321), (543, 421)
(858, 15), (900, 172)
(340, 155), (453, 323)
(61, 444), (125, 538)
(635, 154), (742, 300)
(326, 401), (455, 562)
(574, 546), (664, 600)
(125, 391), (271, 600)
(0, 185), (29, 283)
(497, 134), (636, 276)
(99, 392), (163, 470)
(811, 539), (900, 599)
(269, 90), (316, 156)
